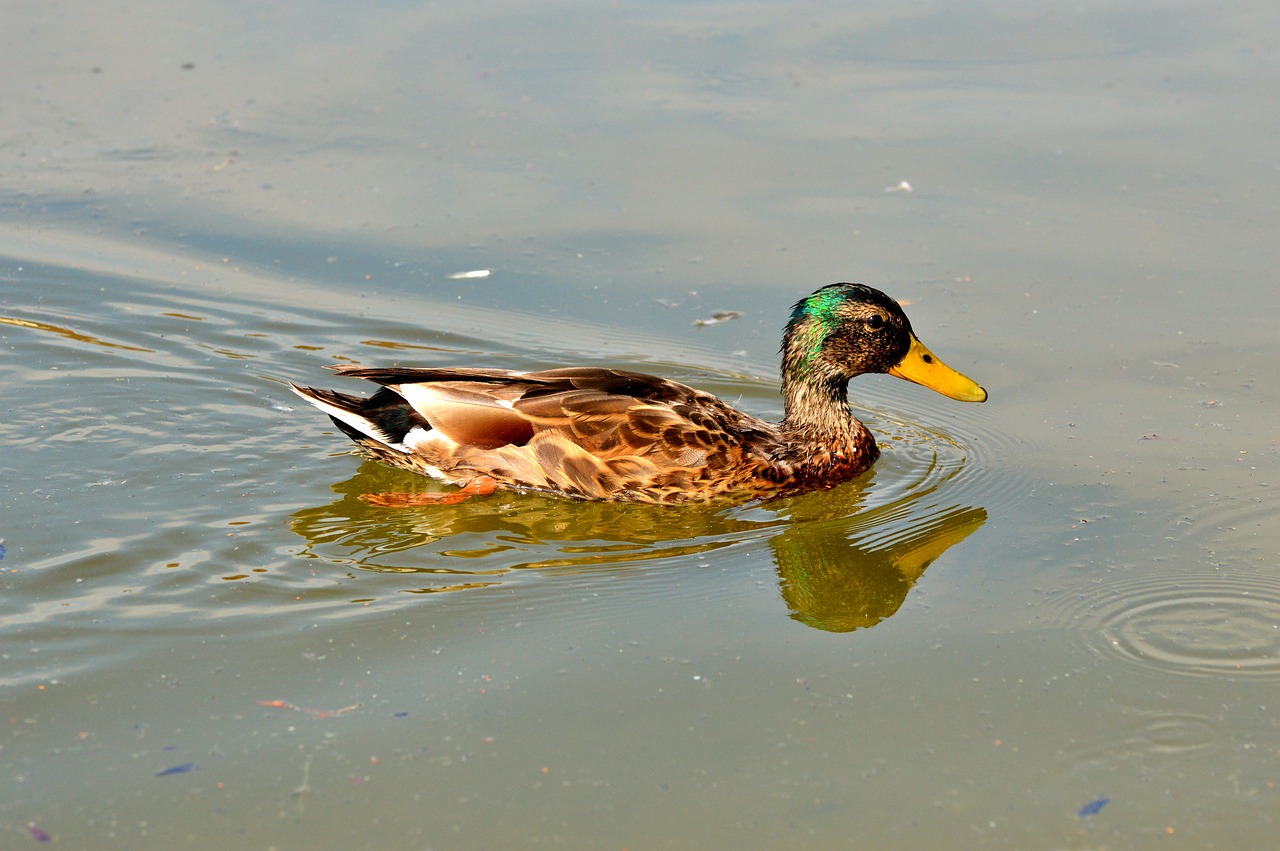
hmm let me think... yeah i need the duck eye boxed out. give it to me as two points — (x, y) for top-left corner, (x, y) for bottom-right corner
(865, 314), (885, 330)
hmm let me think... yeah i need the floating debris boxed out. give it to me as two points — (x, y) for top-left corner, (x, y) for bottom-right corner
(1077, 797), (1111, 817)
(258, 699), (362, 719)
(884, 180), (913, 193)
(155, 763), (197, 777)
(0, 540), (6, 562)
(695, 310), (743, 326)
(448, 269), (491, 280)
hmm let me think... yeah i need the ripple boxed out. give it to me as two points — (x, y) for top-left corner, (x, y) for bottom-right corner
(856, 368), (1030, 512)
(1068, 711), (1219, 766)
(1166, 484), (1279, 546)
(1104, 593), (1280, 676)
(1047, 571), (1280, 679)
(2, 244), (1004, 634)
(1141, 713), (1219, 753)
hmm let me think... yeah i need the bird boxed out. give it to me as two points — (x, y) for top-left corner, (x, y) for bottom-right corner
(290, 283), (986, 505)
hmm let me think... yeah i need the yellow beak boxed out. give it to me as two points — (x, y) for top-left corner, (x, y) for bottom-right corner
(887, 335), (987, 403)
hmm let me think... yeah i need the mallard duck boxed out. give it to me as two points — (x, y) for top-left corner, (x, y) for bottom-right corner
(291, 283), (986, 504)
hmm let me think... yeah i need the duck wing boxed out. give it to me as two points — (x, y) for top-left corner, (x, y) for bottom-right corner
(295, 364), (781, 500)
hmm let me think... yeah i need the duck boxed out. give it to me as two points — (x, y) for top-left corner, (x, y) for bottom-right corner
(290, 283), (986, 505)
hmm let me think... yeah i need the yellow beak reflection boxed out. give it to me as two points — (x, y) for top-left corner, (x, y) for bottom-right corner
(887, 335), (987, 403)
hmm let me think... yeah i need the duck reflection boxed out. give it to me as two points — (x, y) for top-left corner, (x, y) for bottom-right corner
(764, 479), (986, 631)
(291, 459), (984, 631)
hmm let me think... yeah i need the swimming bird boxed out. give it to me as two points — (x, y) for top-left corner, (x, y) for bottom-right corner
(291, 283), (986, 504)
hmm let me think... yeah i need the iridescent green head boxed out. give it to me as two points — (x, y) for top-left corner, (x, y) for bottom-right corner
(781, 282), (987, 402)
(782, 283), (913, 381)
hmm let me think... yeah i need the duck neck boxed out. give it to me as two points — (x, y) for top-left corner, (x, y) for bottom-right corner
(781, 374), (863, 442)
(777, 312), (877, 471)
(777, 373), (878, 483)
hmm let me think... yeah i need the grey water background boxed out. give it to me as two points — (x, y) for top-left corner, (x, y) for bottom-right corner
(2, 1), (1278, 847)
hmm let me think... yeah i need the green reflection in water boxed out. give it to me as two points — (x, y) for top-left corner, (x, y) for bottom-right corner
(291, 461), (755, 571)
(291, 457), (984, 631)
(769, 487), (986, 632)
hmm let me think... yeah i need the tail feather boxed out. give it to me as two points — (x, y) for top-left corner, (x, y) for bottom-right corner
(290, 383), (408, 451)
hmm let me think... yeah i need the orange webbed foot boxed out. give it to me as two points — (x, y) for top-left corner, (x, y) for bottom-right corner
(359, 476), (498, 507)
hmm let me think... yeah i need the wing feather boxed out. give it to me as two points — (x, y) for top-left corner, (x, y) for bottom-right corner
(303, 362), (788, 499)
(396, 383), (533, 449)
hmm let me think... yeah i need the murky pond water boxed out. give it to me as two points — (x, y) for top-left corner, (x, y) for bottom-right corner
(3, 1), (1279, 848)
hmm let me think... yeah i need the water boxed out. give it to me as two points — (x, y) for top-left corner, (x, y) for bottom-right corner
(3, 1), (1279, 848)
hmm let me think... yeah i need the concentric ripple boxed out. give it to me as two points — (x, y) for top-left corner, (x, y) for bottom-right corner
(859, 380), (1031, 521)
(1102, 592), (1280, 677)
(1066, 711), (1218, 767)
(1050, 571), (1280, 678)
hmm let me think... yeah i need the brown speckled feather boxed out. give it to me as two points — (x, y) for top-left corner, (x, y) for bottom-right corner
(291, 284), (986, 503)
(297, 364), (817, 502)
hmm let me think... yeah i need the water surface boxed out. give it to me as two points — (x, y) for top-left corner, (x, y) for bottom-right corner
(2, 1), (1279, 848)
